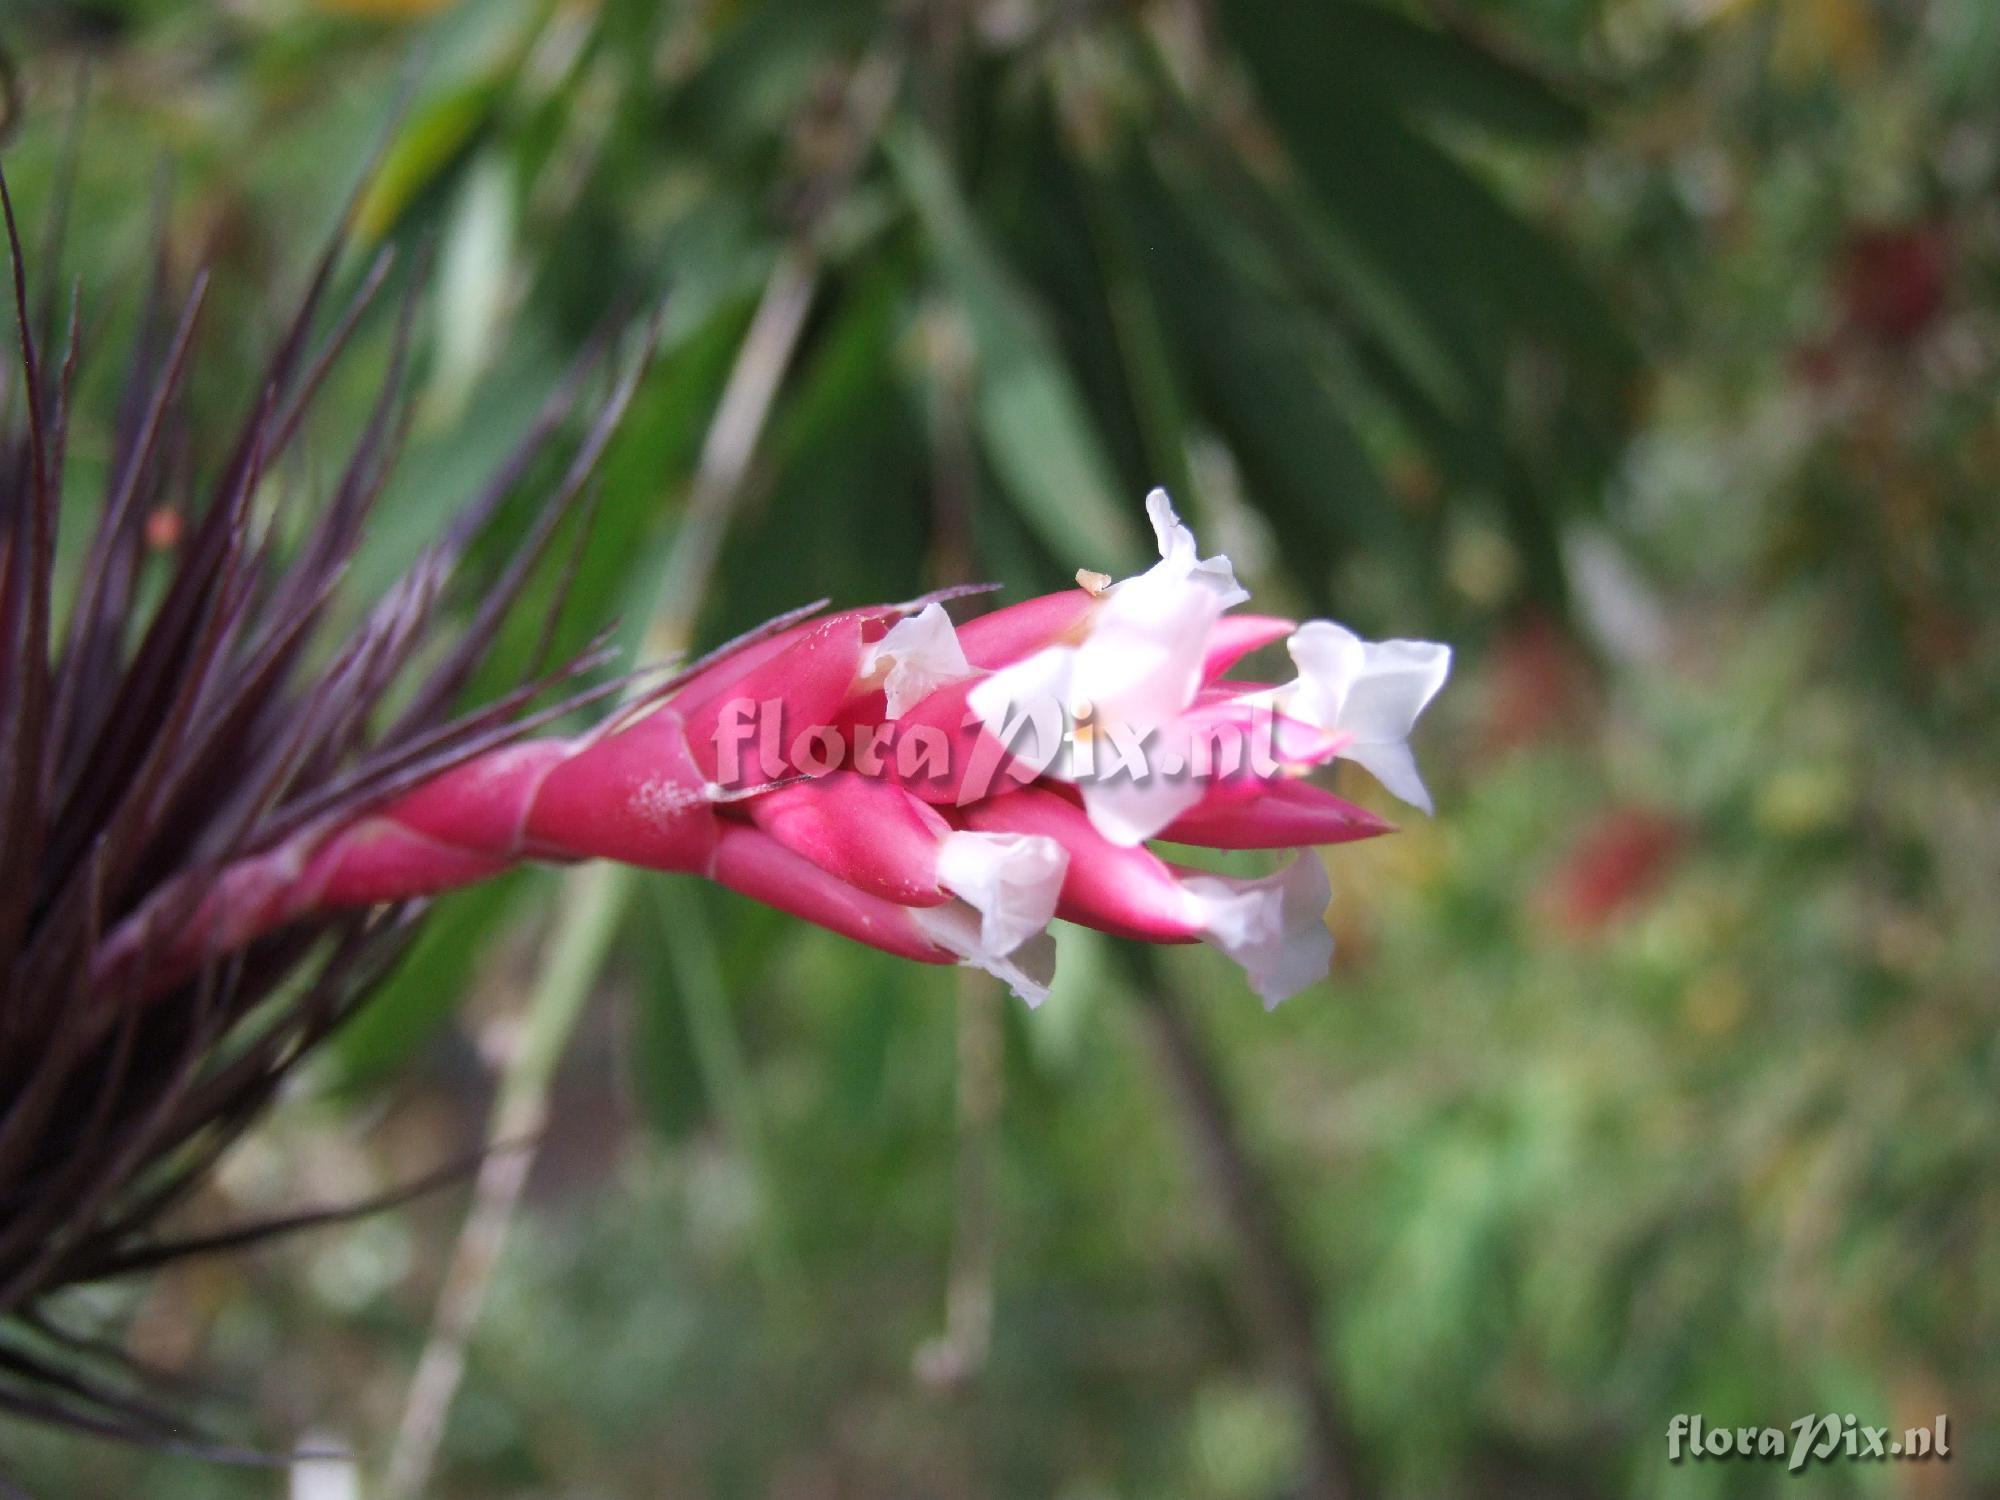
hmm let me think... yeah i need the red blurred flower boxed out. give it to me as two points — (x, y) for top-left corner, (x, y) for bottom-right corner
(1542, 806), (1686, 936)
(1839, 223), (1950, 348)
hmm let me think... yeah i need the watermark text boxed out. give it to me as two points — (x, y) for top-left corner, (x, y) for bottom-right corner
(1666, 1413), (1950, 1474)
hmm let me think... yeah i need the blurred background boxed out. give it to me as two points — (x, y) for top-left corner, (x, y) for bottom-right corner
(2, 0), (1997, 1495)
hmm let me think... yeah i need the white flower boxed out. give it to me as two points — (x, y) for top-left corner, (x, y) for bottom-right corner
(1272, 621), (1451, 814)
(863, 602), (975, 718)
(909, 830), (1069, 1006)
(1181, 852), (1334, 1007)
(1124, 487), (1250, 608)
(968, 489), (1244, 846)
(914, 902), (1061, 1007)
(935, 830), (1068, 959)
(1064, 762), (1208, 850)
(1072, 562), (1224, 744)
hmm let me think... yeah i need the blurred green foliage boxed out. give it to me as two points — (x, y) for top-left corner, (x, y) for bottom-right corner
(3, 0), (1998, 1496)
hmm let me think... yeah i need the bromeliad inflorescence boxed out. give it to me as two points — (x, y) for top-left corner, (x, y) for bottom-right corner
(107, 489), (1451, 1010)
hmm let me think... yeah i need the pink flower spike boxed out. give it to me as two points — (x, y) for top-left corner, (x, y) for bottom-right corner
(747, 772), (955, 907)
(1203, 614), (1295, 683)
(710, 823), (954, 965)
(379, 738), (576, 855)
(103, 488), (1442, 1014)
(962, 788), (1202, 943)
(681, 615), (874, 785)
(746, 771), (1068, 988)
(1161, 778), (1395, 849)
(667, 604), (879, 719)
(524, 710), (720, 871)
(300, 816), (515, 907)
(954, 589), (1097, 668)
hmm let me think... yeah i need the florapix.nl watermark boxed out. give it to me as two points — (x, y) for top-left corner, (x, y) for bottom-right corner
(1667, 1413), (1951, 1474)
(708, 694), (1296, 801)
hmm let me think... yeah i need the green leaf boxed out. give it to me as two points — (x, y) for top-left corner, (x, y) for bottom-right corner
(701, 266), (931, 640)
(1121, 166), (1418, 603)
(658, 0), (878, 170)
(1282, 0), (1591, 146)
(1221, 0), (1634, 389)
(623, 884), (708, 1141)
(424, 150), (519, 425)
(887, 124), (1145, 571)
(353, 77), (501, 240)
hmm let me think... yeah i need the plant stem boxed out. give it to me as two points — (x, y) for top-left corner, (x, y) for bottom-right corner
(1124, 948), (1370, 1500)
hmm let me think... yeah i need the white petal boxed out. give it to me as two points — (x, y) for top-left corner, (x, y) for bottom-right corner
(1283, 622), (1451, 741)
(971, 492), (1262, 804)
(1137, 487), (1249, 607)
(1077, 771), (1207, 848)
(1278, 621), (1356, 725)
(1181, 853), (1334, 1008)
(863, 602), (975, 719)
(913, 902), (1059, 1007)
(1279, 621), (1450, 813)
(969, 578), (1226, 793)
(967, 646), (1076, 777)
(996, 930), (1059, 1007)
(1146, 486), (1200, 571)
(935, 830), (1068, 956)
(1332, 638), (1451, 744)
(1279, 621), (1363, 728)
(1342, 739), (1432, 816)
(1073, 572), (1223, 737)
